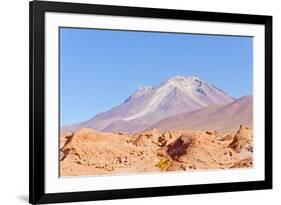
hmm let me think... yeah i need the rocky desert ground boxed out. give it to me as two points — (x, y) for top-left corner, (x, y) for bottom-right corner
(60, 125), (253, 176)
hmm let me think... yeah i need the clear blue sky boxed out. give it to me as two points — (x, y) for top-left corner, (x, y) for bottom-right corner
(60, 27), (253, 126)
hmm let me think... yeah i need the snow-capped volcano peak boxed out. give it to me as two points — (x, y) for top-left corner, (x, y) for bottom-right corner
(157, 75), (231, 100)
(153, 76), (216, 104)
(129, 75), (205, 101)
(159, 75), (203, 91)
(64, 75), (234, 134)
(122, 75), (233, 121)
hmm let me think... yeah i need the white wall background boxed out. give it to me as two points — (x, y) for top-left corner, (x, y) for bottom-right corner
(0, 0), (279, 204)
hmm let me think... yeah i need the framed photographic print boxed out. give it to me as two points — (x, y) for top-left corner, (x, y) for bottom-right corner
(29, 0), (272, 204)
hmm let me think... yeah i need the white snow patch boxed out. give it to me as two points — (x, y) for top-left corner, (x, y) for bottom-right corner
(123, 75), (212, 121)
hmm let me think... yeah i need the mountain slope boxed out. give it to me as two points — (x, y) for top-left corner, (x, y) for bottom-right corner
(147, 95), (252, 133)
(63, 75), (234, 133)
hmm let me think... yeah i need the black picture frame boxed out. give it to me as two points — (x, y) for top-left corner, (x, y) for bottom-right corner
(29, 0), (272, 204)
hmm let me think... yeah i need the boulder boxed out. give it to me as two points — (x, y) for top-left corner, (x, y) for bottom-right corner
(228, 125), (252, 153)
(166, 135), (193, 160)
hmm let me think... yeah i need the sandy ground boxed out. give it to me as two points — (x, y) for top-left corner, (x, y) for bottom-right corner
(60, 125), (253, 176)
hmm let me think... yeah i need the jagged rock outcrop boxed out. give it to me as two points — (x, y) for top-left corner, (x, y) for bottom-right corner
(60, 126), (253, 176)
(60, 131), (73, 149)
(229, 125), (252, 153)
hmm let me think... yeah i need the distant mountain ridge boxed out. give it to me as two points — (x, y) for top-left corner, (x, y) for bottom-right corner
(62, 75), (238, 133)
(147, 95), (252, 132)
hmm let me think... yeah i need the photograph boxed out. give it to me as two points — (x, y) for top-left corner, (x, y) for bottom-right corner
(59, 28), (254, 177)
(27, 1), (273, 204)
